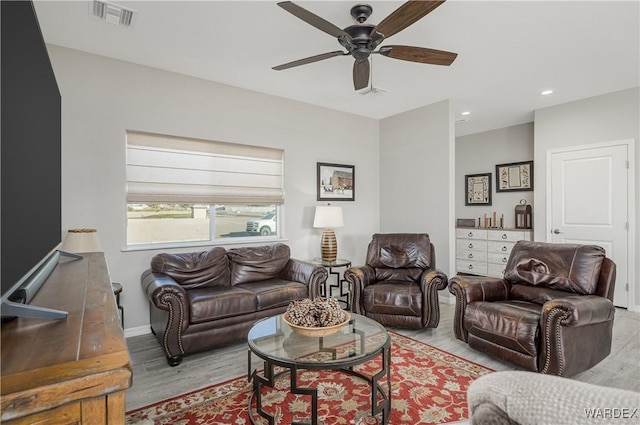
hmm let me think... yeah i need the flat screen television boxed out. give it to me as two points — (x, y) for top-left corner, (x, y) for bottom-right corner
(1, 0), (67, 319)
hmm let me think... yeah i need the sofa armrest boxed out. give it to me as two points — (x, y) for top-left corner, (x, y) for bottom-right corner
(344, 265), (376, 315)
(449, 275), (510, 303)
(448, 275), (510, 342)
(280, 258), (327, 299)
(141, 269), (190, 360)
(539, 295), (616, 376)
(543, 295), (615, 327)
(420, 268), (449, 327)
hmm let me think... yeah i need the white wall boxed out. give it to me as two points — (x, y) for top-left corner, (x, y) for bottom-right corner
(48, 45), (381, 333)
(378, 100), (454, 278)
(456, 123), (534, 230)
(534, 87), (639, 310)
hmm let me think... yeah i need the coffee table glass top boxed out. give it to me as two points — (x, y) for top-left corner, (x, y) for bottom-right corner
(248, 313), (389, 367)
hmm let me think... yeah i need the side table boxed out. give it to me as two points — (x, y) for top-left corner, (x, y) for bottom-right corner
(312, 258), (351, 309)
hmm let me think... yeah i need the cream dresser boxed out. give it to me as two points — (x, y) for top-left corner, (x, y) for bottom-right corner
(455, 228), (533, 278)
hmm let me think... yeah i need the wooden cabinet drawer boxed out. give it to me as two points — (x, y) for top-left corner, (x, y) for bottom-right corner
(456, 260), (487, 276)
(457, 239), (487, 252)
(487, 240), (516, 255)
(488, 252), (510, 265)
(487, 263), (508, 279)
(457, 247), (488, 262)
(487, 229), (526, 242)
(456, 229), (488, 240)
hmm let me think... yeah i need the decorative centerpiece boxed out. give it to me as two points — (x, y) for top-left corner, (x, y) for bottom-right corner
(283, 297), (350, 337)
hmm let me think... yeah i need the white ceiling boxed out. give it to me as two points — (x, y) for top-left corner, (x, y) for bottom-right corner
(34, 0), (640, 136)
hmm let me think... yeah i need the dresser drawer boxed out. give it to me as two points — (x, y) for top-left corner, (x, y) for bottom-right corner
(457, 247), (488, 262)
(457, 239), (487, 253)
(456, 260), (488, 276)
(488, 252), (510, 265)
(487, 263), (508, 279)
(456, 229), (488, 240)
(487, 240), (516, 255)
(487, 229), (526, 242)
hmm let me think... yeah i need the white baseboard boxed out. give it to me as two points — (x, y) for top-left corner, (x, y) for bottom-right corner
(125, 325), (152, 338)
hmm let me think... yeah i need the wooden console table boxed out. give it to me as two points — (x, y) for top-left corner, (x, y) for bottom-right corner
(1, 253), (132, 424)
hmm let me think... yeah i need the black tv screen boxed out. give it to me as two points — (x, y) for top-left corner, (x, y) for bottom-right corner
(1, 1), (62, 299)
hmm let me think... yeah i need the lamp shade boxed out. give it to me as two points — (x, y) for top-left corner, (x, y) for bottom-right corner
(60, 228), (103, 253)
(313, 206), (344, 229)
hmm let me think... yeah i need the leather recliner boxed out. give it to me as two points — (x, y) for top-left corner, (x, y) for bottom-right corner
(344, 233), (449, 330)
(449, 240), (616, 377)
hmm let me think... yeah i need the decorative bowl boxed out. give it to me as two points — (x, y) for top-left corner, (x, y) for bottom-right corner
(282, 311), (351, 337)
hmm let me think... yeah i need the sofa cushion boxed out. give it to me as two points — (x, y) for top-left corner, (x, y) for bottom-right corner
(366, 233), (431, 269)
(465, 301), (541, 357)
(236, 278), (308, 311)
(504, 241), (605, 295)
(363, 281), (422, 317)
(187, 286), (256, 323)
(151, 247), (230, 289)
(228, 244), (290, 285)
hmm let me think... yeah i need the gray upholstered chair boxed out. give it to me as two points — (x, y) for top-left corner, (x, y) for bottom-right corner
(467, 371), (640, 425)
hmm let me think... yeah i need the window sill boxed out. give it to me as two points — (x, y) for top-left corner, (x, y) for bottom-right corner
(122, 236), (289, 252)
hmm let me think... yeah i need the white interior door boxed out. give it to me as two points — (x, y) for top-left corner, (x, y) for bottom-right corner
(549, 142), (630, 307)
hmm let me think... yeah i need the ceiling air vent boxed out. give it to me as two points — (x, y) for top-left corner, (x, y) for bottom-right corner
(92, 0), (136, 27)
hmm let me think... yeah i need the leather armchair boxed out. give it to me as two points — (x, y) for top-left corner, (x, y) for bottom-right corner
(449, 240), (616, 376)
(345, 233), (448, 329)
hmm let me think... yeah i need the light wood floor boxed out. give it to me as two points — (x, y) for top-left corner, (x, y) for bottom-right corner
(125, 303), (640, 412)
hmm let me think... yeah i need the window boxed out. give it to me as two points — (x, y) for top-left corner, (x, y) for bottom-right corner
(126, 131), (283, 248)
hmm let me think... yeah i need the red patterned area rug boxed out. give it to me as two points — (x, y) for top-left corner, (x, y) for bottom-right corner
(126, 332), (492, 425)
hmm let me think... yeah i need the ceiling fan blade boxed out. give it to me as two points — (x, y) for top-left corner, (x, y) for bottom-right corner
(353, 59), (370, 90)
(371, 0), (445, 45)
(379, 45), (457, 66)
(273, 51), (346, 71)
(278, 1), (352, 43)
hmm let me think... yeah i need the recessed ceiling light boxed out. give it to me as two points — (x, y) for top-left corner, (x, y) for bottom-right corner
(540, 90), (554, 96)
(461, 111), (471, 116)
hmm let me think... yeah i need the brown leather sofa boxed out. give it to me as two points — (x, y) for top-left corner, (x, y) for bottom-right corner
(345, 233), (449, 330)
(449, 240), (616, 376)
(141, 243), (328, 366)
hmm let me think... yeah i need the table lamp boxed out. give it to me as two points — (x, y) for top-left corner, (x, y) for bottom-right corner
(313, 206), (344, 262)
(60, 228), (104, 253)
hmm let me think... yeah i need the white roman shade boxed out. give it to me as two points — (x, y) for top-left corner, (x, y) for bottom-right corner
(126, 131), (284, 204)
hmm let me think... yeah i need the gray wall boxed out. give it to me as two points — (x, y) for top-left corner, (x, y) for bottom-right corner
(48, 45), (381, 334)
(534, 87), (639, 310)
(379, 100), (454, 278)
(456, 123), (534, 230)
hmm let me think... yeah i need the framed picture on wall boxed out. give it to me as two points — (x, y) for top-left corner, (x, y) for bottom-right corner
(317, 162), (355, 201)
(496, 160), (533, 192)
(465, 173), (492, 206)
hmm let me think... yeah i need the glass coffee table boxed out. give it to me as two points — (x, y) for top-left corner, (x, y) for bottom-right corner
(247, 313), (391, 425)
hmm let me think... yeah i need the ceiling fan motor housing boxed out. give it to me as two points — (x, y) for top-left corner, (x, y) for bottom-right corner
(340, 24), (376, 58)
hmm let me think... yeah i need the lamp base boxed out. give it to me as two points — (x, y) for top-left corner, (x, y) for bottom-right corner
(320, 228), (337, 262)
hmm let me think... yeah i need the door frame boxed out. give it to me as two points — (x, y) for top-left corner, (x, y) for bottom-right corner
(545, 139), (636, 311)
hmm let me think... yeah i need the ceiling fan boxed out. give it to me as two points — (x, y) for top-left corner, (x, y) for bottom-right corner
(272, 0), (458, 91)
